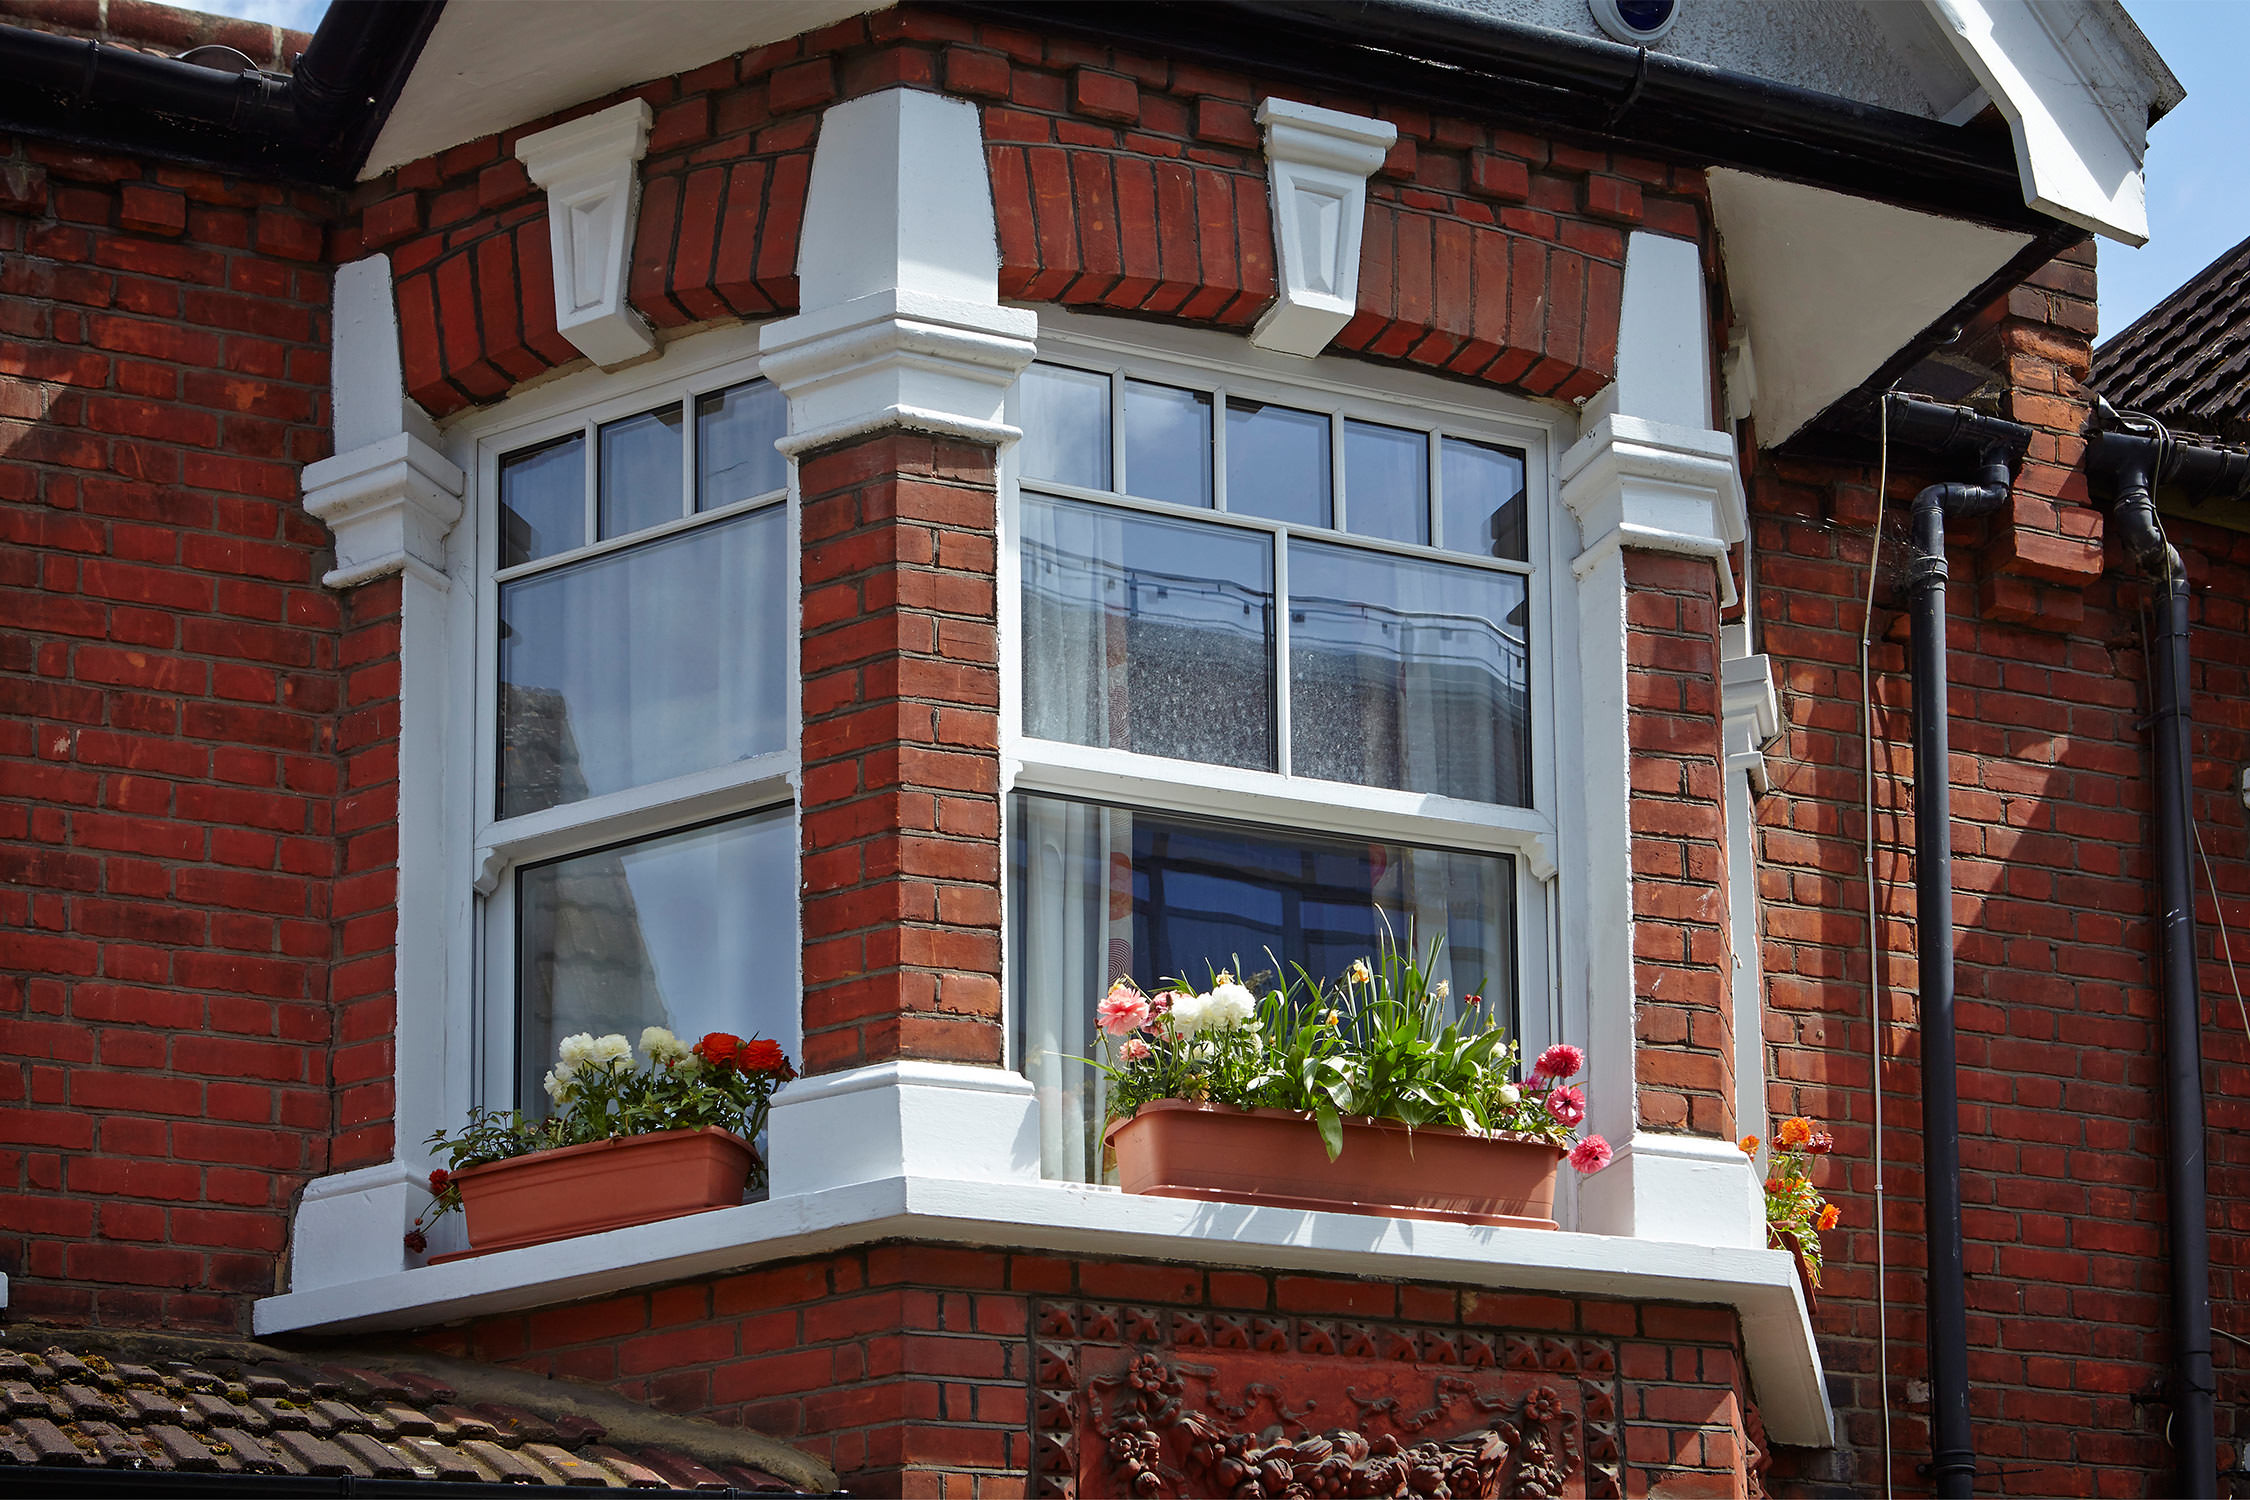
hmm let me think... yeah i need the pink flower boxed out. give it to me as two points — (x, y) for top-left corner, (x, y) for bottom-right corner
(1098, 981), (1152, 1036)
(1532, 1043), (1585, 1081)
(1545, 1086), (1586, 1127)
(1147, 990), (1182, 1017)
(1569, 1134), (1613, 1173)
(1119, 1037), (1152, 1063)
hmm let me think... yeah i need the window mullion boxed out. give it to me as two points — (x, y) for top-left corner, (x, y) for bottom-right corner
(1426, 428), (1444, 550)
(1330, 412), (1348, 533)
(1273, 527), (1292, 778)
(580, 419), (598, 542)
(1211, 383), (1228, 512)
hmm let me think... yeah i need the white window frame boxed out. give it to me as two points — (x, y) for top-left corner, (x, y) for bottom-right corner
(999, 308), (1583, 1139)
(439, 323), (802, 1117)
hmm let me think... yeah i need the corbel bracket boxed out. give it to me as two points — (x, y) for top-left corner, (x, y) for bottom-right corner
(1250, 98), (1396, 359)
(515, 99), (657, 369)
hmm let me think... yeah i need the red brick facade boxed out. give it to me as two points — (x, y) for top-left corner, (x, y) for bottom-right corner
(799, 435), (1006, 1073)
(418, 1248), (1759, 1499)
(1, 3), (2238, 1496)
(0, 137), (340, 1328)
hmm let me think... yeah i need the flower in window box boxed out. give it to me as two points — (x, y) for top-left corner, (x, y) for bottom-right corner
(1092, 937), (1607, 1230)
(410, 1027), (795, 1259)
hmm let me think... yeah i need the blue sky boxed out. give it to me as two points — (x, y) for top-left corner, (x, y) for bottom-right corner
(203, 0), (2235, 346)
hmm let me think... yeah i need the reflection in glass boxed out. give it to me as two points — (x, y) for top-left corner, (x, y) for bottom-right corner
(499, 505), (787, 818)
(1226, 399), (1329, 527)
(1020, 496), (1273, 771)
(1123, 379), (1212, 508)
(1289, 540), (1530, 806)
(1010, 790), (1516, 1181)
(499, 433), (585, 568)
(1018, 364), (1111, 490)
(517, 808), (794, 1114)
(598, 404), (683, 540)
(1344, 419), (1428, 545)
(1441, 437), (1528, 561)
(697, 380), (787, 510)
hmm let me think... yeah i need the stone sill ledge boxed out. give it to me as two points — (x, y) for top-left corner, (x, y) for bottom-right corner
(253, 1175), (1832, 1447)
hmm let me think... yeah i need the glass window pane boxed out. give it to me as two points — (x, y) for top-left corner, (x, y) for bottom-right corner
(697, 379), (787, 510)
(1018, 364), (1111, 490)
(1343, 419), (1428, 545)
(1226, 399), (1329, 527)
(1010, 791), (1515, 1182)
(1123, 379), (1212, 508)
(499, 506), (787, 818)
(1020, 496), (1274, 771)
(499, 433), (585, 569)
(1441, 437), (1528, 561)
(1289, 540), (1530, 806)
(517, 808), (794, 1114)
(598, 404), (683, 540)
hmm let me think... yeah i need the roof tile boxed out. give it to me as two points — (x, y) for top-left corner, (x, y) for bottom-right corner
(1, 1329), (835, 1494)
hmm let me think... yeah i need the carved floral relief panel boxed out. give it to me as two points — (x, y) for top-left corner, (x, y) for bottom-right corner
(1030, 1301), (1625, 1499)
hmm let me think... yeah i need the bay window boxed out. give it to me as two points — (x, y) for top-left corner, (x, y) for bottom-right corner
(1003, 320), (1566, 1185)
(466, 350), (798, 1116)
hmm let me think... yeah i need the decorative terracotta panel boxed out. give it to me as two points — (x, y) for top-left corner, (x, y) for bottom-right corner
(1031, 1300), (1623, 1498)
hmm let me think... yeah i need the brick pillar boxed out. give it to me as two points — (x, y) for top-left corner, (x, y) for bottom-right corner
(332, 574), (404, 1169)
(797, 433), (1004, 1075)
(1626, 551), (1735, 1140)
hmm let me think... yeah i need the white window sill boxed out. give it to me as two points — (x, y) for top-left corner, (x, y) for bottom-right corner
(253, 1173), (1833, 1448)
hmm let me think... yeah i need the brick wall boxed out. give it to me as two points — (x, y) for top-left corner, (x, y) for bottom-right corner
(798, 435), (1005, 1073)
(412, 1247), (1758, 1498)
(0, 136), (342, 1330)
(1626, 551), (1734, 1139)
(1752, 247), (2250, 1493)
(347, 4), (1702, 422)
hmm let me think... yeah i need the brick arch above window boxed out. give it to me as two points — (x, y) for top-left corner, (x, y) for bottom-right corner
(359, 14), (1704, 421)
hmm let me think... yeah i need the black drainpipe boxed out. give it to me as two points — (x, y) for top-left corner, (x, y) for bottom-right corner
(1885, 395), (2033, 1500)
(2086, 404), (2250, 1499)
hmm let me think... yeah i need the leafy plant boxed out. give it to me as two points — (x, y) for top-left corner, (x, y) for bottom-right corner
(405, 1027), (794, 1252)
(1747, 1115), (1841, 1284)
(1091, 936), (1610, 1171)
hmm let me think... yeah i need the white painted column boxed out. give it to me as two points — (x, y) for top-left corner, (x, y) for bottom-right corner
(288, 255), (470, 1287)
(757, 87), (1042, 1196)
(1565, 231), (1765, 1249)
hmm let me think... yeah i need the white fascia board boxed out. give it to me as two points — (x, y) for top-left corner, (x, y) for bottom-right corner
(1922, 0), (2160, 245)
(254, 1173), (1833, 1447)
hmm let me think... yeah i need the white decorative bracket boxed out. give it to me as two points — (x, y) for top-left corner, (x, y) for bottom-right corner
(301, 434), (465, 591)
(1720, 626), (1781, 796)
(304, 254), (465, 590)
(515, 99), (658, 368)
(1559, 414), (1747, 607)
(1250, 98), (1396, 358)
(758, 87), (1036, 454)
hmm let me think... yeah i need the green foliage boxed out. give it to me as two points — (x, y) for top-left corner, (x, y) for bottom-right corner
(1756, 1116), (1839, 1285)
(1093, 936), (1580, 1160)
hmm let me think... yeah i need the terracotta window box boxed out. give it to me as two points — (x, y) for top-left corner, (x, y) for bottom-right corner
(437, 1126), (758, 1260)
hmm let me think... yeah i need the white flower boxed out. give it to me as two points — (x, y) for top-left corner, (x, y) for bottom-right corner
(1497, 1083), (1522, 1107)
(543, 1066), (575, 1103)
(591, 1033), (632, 1066)
(1169, 991), (1219, 1036)
(1348, 959), (1373, 986)
(1433, 981), (1449, 1001)
(639, 1026), (689, 1063)
(1207, 980), (1256, 1030)
(557, 1032), (596, 1068)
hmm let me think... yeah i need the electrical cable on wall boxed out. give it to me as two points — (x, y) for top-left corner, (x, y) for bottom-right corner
(1859, 390), (1898, 1500)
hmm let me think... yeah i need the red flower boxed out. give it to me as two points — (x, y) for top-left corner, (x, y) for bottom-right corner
(1532, 1043), (1586, 1081)
(695, 1032), (742, 1068)
(740, 1038), (794, 1078)
(427, 1168), (451, 1195)
(403, 1230), (428, 1255)
(1808, 1131), (1835, 1155)
(1544, 1085), (1586, 1127)
(1569, 1135), (1613, 1174)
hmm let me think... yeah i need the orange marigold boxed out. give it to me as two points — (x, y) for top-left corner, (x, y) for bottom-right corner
(1777, 1116), (1815, 1149)
(1818, 1203), (1841, 1232)
(1739, 1135), (1760, 1156)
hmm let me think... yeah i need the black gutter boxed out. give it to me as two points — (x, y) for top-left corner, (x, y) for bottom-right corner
(0, 0), (442, 187)
(952, 0), (2046, 235)
(2085, 403), (2250, 1500)
(1889, 396), (2032, 1500)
